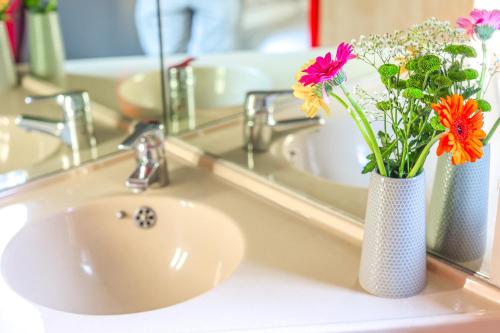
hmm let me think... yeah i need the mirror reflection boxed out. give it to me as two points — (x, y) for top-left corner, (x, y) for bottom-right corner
(0, 0), (161, 190)
(167, 0), (499, 282)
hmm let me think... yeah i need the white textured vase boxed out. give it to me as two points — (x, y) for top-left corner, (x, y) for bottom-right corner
(0, 22), (16, 91)
(427, 145), (490, 263)
(359, 172), (427, 298)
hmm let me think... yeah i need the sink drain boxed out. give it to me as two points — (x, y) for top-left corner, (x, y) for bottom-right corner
(133, 206), (157, 229)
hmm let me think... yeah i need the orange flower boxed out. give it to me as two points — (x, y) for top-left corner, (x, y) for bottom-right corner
(432, 94), (486, 165)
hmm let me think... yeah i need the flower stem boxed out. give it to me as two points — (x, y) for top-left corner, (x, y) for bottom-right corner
(407, 134), (442, 178)
(339, 84), (387, 177)
(483, 117), (500, 146)
(477, 41), (487, 99)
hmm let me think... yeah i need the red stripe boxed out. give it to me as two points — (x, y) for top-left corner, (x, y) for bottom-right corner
(309, 0), (320, 47)
(5, 0), (21, 59)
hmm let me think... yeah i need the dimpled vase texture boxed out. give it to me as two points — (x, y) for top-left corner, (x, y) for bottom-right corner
(427, 145), (490, 263)
(359, 172), (426, 298)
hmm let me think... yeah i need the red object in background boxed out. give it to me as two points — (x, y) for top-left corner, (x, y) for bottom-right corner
(309, 0), (319, 47)
(5, 0), (22, 61)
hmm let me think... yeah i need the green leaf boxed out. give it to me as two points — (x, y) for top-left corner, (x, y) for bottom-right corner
(462, 87), (481, 99)
(477, 99), (491, 112)
(378, 64), (400, 78)
(362, 154), (376, 174)
(378, 131), (391, 146)
(430, 115), (446, 131)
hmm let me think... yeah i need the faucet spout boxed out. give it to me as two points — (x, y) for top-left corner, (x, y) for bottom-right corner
(16, 91), (96, 151)
(125, 162), (160, 193)
(243, 90), (324, 152)
(15, 115), (65, 138)
(272, 116), (324, 132)
(119, 122), (169, 192)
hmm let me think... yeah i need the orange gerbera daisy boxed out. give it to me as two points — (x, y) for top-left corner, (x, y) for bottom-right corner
(432, 94), (486, 165)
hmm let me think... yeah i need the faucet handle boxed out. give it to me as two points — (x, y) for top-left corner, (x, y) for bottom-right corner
(25, 90), (91, 117)
(118, 121), (164, 151)
(244, 90), (293, 114)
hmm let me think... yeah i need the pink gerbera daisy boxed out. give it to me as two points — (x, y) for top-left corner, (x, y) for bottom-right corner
(457, 8), (500, 40)
(299, 43), (356, 86)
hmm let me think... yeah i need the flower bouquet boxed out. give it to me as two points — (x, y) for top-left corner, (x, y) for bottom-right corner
(293, 11), (498, 297)
(24, 0), (65, 85)
(0, 0), (16, 90)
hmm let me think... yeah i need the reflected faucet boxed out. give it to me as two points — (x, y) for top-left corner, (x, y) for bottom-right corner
(16, 90), (96, 151)
(243, 90), (324, 152)
(118, 122), (169, 192)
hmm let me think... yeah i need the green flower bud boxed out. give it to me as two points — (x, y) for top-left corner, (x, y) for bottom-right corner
(444, 45), (460, 55)
(417, 55), (441, 73)
(378, 64), (400, 78)
(403, 87), (424, 99)
(456, 45), (477, 58)
(477, 99), (491, 112)
(406, 59), (418, 71)
(463, 68), (479, 80)
(448, 70), (467, 82)
(407, 74), (425, 89)
(431, 74), (452, 88)
(376, 100), (392, 111)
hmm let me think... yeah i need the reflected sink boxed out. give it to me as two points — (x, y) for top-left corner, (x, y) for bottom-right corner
(277, 111), (371, 189)
(273, 112), (438, 214)
(1, 196), (245, 315)
(0, 116), (61, 173)
(118, 65), (272, 119)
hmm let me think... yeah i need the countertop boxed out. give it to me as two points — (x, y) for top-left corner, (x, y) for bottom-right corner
(1, 142), (500, 333)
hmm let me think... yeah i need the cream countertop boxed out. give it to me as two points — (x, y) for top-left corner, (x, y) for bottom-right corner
(0, 140), (500, 333)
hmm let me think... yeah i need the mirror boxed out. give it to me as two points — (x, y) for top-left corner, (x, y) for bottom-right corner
(167, 0), (500, 282)
(0, 0), (163, 191)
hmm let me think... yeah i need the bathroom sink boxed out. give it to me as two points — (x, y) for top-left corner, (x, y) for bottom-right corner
(273, 113), (438, 207)
(0, 116), (61, 173)
(275, 111), (371, 189)
(118, 65), (272, 120)
(1, 195), (245, 315)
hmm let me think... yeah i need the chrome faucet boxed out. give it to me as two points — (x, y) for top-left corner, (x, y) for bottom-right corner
(243, 90), (324, 152)
(118, 122), (169, 192)
(16, 90), (96, 151)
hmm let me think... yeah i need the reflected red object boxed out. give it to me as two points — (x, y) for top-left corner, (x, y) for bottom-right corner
(5, 0), (22, 60)
(309, 0), (319, 47)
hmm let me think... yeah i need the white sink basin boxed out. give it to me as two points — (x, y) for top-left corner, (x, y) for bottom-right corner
(273, 113), (438, 207)
(0, 116), (61, 173)
(1, 195), (245, 315)
(118, 65), (272, 119)
(277, 112), (371, 189)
